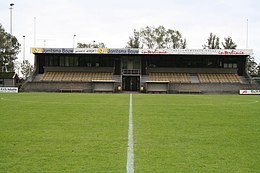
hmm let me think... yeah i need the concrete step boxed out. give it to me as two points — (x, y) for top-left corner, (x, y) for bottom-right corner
(190, 74), (200, 83)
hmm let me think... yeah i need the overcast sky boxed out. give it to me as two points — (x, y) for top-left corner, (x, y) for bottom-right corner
(0, 0), (259, 64)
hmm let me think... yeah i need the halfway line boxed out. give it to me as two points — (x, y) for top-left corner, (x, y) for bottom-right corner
(126, 94), (134, 173)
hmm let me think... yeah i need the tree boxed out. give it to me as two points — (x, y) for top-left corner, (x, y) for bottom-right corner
(127, 26), (187, 49)
(127, 29), (141, 48)
(21, 60), (34, 79)
(257, 63), (260, 76)
(203, 33), (220, 49)
(165, 29), (187, 49)
(77, 42), (106, 48)
(247, 55), (258, 76)
(0, 24), (20, 72)
(222, 37), (237, 49)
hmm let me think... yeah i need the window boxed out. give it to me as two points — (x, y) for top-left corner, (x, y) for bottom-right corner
(65, 56), (70, 66)
(69, 56), (74, 66)
(53, 57), (58, 66)
(74, 57), (79, 66)
(224, 63), (238, 69)
(60, 56), (65, 66)
(224, 63), (228, 68)
(49, 56), (53, 66)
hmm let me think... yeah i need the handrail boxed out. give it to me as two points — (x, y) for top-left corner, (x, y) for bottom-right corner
(122, 69), (140, 75)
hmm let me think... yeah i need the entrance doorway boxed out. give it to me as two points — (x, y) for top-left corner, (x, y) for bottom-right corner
(123, 76), (140, 91)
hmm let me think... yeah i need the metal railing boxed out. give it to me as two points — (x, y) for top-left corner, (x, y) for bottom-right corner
(122, 69), (140, 75)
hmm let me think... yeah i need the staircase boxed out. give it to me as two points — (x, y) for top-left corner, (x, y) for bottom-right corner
(190, 74), (200, 83)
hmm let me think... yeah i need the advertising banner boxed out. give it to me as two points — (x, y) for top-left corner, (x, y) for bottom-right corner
(98, 48), (108, 54)
(0, 87), (18, 93)
(31, 48), (73, 54)
(140, 49), (252, 55)
(108, 48), (139, 54)
(239, 90), (260, 95)
(31, 47), (252, 56)
(31, 48), (43, 53)
(139, 49), (169, 54)
(74, 48), (98, 54)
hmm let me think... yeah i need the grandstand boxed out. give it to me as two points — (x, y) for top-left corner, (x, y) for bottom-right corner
(40, 72), (113, 82)
(21, 48), (259, 93)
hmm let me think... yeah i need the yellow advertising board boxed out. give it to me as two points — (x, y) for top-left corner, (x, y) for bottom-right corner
(31, 48), (43, 53)
(97, 48), (108, 54)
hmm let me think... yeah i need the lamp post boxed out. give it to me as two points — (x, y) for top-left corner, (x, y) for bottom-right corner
(73, 35), (76, 49)
(23, 36), (25, 63)
(10, 3), (14, 35)
(7, 3), (14, 73)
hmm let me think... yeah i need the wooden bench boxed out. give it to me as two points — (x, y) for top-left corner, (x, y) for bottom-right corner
(178, 90), (202, 94)
(93, 89), (114, 93)
(145, 81), (169, 93)
(60, 89), (83, 93)
(92, 80), (115, 93)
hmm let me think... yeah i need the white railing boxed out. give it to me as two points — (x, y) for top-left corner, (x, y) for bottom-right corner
(122, 69), (140, 75)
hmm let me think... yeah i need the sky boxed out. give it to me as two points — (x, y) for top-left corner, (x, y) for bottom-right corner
(0, 0), (260, 64)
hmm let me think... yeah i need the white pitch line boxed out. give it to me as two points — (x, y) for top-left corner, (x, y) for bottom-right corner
(126, 94), (134, 173)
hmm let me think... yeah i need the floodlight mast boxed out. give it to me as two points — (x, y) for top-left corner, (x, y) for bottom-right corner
(73, 35), (76, 49)
(7, 3), (14, 73)
(23, 36), (25, 63)
(10, 3), (14, 35)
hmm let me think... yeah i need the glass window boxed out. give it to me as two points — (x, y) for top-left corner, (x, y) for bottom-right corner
(45, 57), (49, 66)
(60, 56), (65, 66)
(224, 63), (228, 68)
(74, 57), (79, 66)
(49, 56), (53, 66)
(79, 56), (85, 66)
(65, 56), (70, 66)
(53, 57), (59, 66)
(69, 56), (73, 66)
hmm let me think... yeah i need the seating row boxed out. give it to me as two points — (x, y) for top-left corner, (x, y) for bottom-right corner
(149, 72), (191, 83)
(41, 72), (113, 81)
(149, 72), (242, 83)
(198, 73), (241, 83)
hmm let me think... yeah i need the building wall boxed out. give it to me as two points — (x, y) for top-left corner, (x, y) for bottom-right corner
(22, 81), (117, 93)
(169, 83), (260, 93)
(22, 81), (92, 92)
(0, 79), (15, 87)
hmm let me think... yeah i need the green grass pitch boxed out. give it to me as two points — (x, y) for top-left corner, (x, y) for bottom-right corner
(0, 93), (260, 172)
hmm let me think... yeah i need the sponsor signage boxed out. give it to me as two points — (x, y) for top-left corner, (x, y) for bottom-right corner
(31, 48), (73, 54)
(108, 48), (139, 54)
(239, 90), (260, 95)
(98, 48), (108, 54)
(0, 87), (18, 93)
(74, 48), (98, 54)
(140, 49), (252, 55)
(139, 49), (168, 54)
(31, 47), (252, 56)
(31, 48), (43, 53)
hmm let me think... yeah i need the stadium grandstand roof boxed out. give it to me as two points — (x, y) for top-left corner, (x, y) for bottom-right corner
(31, 48), (253, 56)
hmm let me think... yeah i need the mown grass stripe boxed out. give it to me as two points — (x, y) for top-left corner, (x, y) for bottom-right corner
(126, 94), (134, 173)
